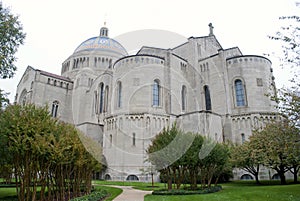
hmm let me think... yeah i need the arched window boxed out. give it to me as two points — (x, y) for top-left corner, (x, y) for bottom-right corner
(241, 174), (253, 180)
(104, 174), (111, 180)
(241, 133), (245, 144)
(153, 79), (160, 106)
(204, 85), (212, 111)
(19, 89), (27, 105)
(132, 133), (136, 146)
(51, 101), (59, 118)
(117, 81), (122, 108)
(104, 85), (109, 112)
(126, 175), (139, 181)
(181, 85), (187, 111)
(99, 83), (104, 113)
(235, 79), (246, 106)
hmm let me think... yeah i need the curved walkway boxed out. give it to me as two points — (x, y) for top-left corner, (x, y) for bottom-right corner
(110, 185), (152, 201)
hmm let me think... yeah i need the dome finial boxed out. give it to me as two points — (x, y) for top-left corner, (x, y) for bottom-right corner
(100, 22), (108, 37)
(100, 14), (108, 37)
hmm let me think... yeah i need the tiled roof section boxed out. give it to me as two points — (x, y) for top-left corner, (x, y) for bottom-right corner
(38, 70), (72, 82)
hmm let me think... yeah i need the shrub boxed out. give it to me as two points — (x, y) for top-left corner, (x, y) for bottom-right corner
(69, 189), (108, 201)
(152, 185), (222, 195)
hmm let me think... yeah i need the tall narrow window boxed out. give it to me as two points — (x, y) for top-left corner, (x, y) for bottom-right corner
(94, 91), (98, 114)
(204, 85), (212, 111)
(117, 81), (122, 108)
(235, 79), (246, 106)
(153, 79), (160, 106)
(241, 133), (245, 144)
(51, 101), (59, 118)
(132, 133), (136, 146)
(104, 86), (109, 112)
(109, 134), (112, 147)
(99, 83), (104, 113)
(181, 85), (187, 111)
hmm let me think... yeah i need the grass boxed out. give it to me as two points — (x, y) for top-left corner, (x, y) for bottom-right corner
(0, 187), (16, 199)
(93, 180), (164, 191)
(145, 181), (300, 201)
(1, 180), (300, 201)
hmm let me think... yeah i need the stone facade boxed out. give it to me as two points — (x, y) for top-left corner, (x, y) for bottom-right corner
(15, 25), (281, 181)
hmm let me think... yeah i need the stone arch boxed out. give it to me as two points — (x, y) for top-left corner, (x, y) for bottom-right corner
(126, 174), (139, 181)
(241, 174), (253, 180)
(104, 174), (112, 180)
(272, 174), (280, 180)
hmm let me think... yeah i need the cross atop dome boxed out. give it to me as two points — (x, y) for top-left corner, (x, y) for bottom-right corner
(208, 23), (214, 36)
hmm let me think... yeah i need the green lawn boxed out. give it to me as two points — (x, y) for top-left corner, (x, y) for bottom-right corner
(93, 180), (164, 191)
(145, 182), (300, 201)
(1, 180), (299, 201)
(0, 187), (16, 199)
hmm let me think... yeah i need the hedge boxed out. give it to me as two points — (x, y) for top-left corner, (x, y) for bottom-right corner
(152, 185), (222, 195)
(68, 189), (108, 201)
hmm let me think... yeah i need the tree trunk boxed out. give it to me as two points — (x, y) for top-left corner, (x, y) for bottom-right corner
(167, 168), (172, 190)
(277, 166), (287, 185)
(293, 171), (298, 184)
(279, 172), (286, 185)
(254, 173), (260, 185)
(290, 165), (299, 184)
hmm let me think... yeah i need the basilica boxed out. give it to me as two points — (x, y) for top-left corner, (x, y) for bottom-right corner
(15, 24), (279, 181)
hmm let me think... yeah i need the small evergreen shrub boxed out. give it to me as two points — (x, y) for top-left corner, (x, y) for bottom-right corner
(69, 189), (108, 201)
(152, 185), (222, 195)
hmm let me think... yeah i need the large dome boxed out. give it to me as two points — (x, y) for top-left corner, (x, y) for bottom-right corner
(73, 36), (128, 56)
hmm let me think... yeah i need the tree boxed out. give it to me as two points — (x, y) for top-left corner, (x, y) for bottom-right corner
(250, 122), (300, 185)
(147, 123), (231, 190)
(0, 89), (9, 111)
(231, 142), (263, 184)
(0, 2), (26, 79)
(268, 5), (300, 182)
(268, 7), (300, 127)
(0, 2), (26, 109)
(199, 141), (230, 188)
(147, 124), (190, 190)
(0, 104), (102, 201)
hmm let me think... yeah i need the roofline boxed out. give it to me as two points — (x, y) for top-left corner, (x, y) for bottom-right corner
(38, 70), (73, 82)
(16, 65), (36, 88)
(113, 54), (165, 68)
(171, 41), (189, 51)
(226, 55), (272, 64)
(136, 46), (168, 55)
(172, 53), (187, 62)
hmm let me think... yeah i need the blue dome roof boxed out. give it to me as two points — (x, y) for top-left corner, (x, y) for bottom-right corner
(74, 36), (128, 56)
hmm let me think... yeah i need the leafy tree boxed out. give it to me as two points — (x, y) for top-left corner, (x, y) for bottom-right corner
(0, 2), (26, 79)
(199, 141), (230, 188)
(231, 142), (263, 184)
(0, 89), (9, 111)
(147, 123), (231, 190)
(147, 124), (189, 190)
(0, 104), (102, 200)
(268, 5), (300, 182)
(0, 2), (26, 109)
(268, 7), (299, 127)
(250, 122), (300, 185)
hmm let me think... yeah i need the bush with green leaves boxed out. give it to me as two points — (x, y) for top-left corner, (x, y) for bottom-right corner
(152, 185), (222, 195)
(69, 189), (108, 201)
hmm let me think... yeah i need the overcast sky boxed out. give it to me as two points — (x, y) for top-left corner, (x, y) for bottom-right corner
(0, 0), (298, 102)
